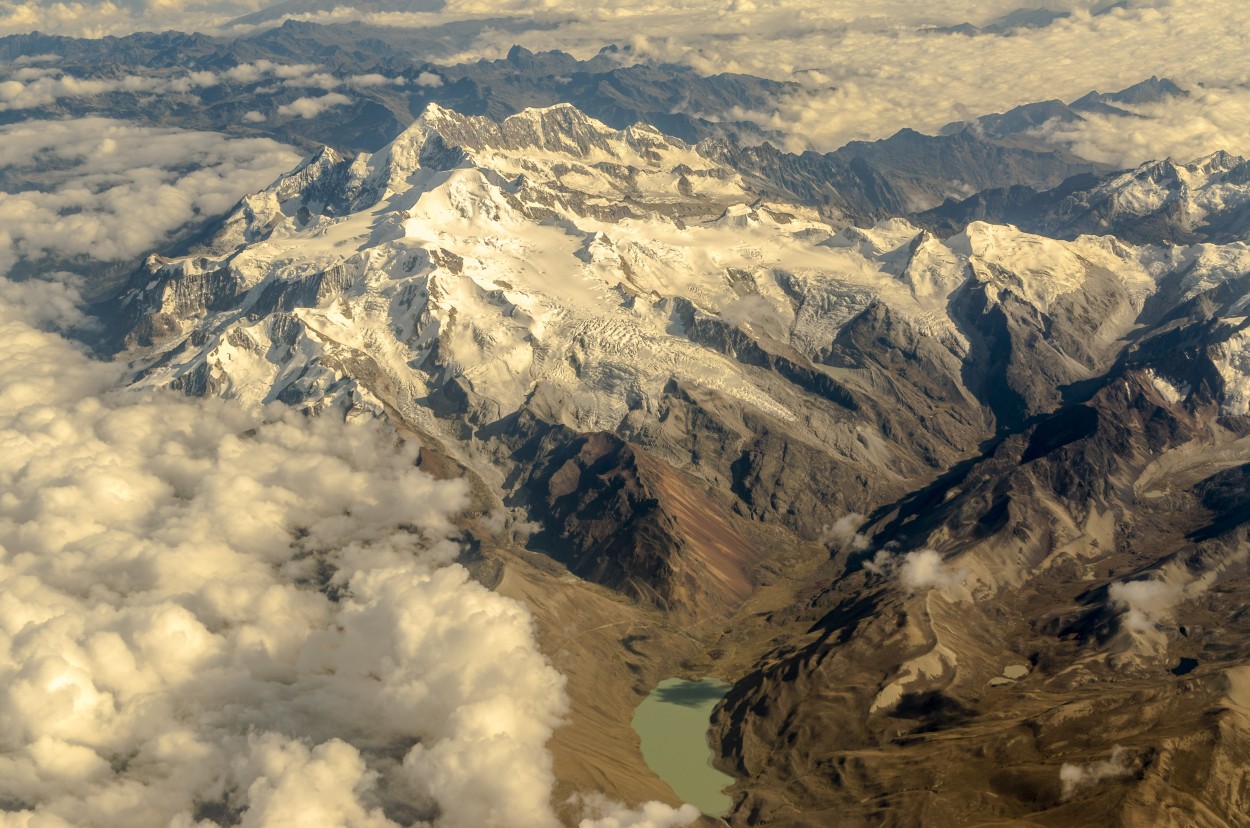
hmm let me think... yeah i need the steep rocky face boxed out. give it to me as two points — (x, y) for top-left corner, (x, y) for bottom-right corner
(700, 127), (1106, 223)
(712, 281), (1250, 826)
(512, 429), (764, 617)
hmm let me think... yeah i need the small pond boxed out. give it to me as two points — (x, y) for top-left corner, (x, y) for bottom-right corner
(631, 677), (735, 817)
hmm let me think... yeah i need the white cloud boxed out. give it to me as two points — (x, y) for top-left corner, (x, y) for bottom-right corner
(243, 109), (266, 122)
(283, 70), (346, 89)
(0, 115), (701, 828)
(350, 72), (406, 87)
(0, 62), (362, 112)
(0, 3), (1245, 165)
(277, 91), (352, 119)
(223, 59), (321, 84)
(1059, 745), (1133, 799)
(415, 71), (444, 88)
(1028, 85), (1250, 167)
(898, 549), (957, 591)
(0, 118), (299, 273)
(1108, 577), (1186, 635)
(0, 72), (172, 110)
(574, 795), (701, 828)
(0, 271), (94, 330)
(0, 0), (265, 37)
(820, 512), (870, 552)
(1106, 568), (1220, 659)
(0, 293), (572, 826)
(861, 547), (960, 592)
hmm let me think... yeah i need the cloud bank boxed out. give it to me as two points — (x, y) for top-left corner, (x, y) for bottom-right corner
(0, 0), (265, 37)
(0, 118), (299, 273)
(0, 2), (1245, 166)
(235, 0), (1250, 165)
(0, 62), (405, 113)
(0, 285), (578, 825)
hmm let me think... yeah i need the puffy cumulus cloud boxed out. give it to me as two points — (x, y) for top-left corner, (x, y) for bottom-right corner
(221, 59), (321, 84)
(1106, 557), (1245, 660)
(0, 72), (176, 111)
(860, 547), (961, 592)
(0, 271), (95, 331)
(1109, 577), (1187, 635)
(820, 513), (870, 552)
(574, 795), (700, 828)
(348, 72), (407, 88)
(277, 91), (352, 119)
(231, 736), (395, 828)
(0, 291), (572, 826)
(898, 549), (958, 591)
(0, 118), (299, 273)
(416, 71), (444, 88)
(1059, 746), (1133, 799)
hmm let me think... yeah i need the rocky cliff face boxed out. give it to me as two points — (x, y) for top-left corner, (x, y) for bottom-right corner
(713, 273), (1250, 826)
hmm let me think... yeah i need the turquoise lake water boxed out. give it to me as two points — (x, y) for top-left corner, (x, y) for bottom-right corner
(631, 677), (735, 816)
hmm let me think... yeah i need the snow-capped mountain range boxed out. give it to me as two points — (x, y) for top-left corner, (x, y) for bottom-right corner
(120, 102), (1250, 462)
(98, 99), (1250, 825)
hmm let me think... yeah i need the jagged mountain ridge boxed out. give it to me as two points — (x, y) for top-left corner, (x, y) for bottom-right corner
(115, 102), (1250, 597)
(715, 291), (1250, 826)
(0, 27), (798, 151)
(115, 103), (1005, 612)
(918, 149), (1250, 246)
(0, 23), (1179, 230)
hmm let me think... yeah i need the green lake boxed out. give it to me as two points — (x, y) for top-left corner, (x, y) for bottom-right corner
(631, 677), (735, 817)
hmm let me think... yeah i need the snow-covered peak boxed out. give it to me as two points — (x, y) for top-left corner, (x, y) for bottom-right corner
(416, 102), (617, 157)
(391, 102), (723, 176)
(1077, 151), (1250, 236)
(950, 221), (1155, 308)
(127, 103), (1250, 464)
(952, 221), (1091, 306)
(354, 103), (751, 224)
(1189, 149), (1244, 177)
